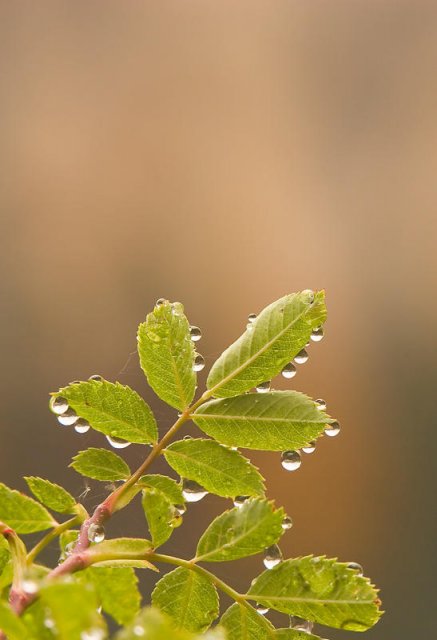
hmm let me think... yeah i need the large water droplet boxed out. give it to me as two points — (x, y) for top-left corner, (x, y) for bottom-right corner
(81, 629), (105, 640)
(247, 313), (257, 323)
(290, 616), (314, 633)
(74, 419), (90, 434)
(347, 562), (364, 576)
(88, 524), (105, 543)
(88, 374), (103, 381)
(281, 515), (293, 530)
(315, 398), (326, 411)
(175, 504), (186, 515)
(193, 355), (205, 372)
(302, 441), (316, 454)
(155, 298), (166, 307)
(22, 579), (38, 594)
(324, 421), (340, 437)
(302, 289), (315, 304)
(233, 495), (249, 508)
(263, 544), (282, 569)
(281, 450), (302, 471)
(106, 435), (131, 449)
(256, 381), (271, 393)
(189, 326), (202, 342)
(255, 603), (269, 615)
(57, 409), (78, 426)
(50, 396), (69, 415)
(182, 479), (208, 502)
(281, 363), (297, 379)
(294, 349), (309, 364)
(310, 327), (324, 342)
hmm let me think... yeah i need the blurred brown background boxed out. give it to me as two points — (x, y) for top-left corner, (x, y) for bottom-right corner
(1, 1), (436, 637)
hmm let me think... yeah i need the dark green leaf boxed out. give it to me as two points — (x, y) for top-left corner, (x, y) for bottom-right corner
(138, 300), (197, 410)
(193, 391), (332, 451)
(152, 567), (219, 632)
(70, 448), (131, 481)
(220, 603), (275, 640)
(142, 488), (179, 548)
(0, 483), (56, 533)
(247, 556), (382, 631)
(53, 380), (158, 444)
(0, 601), (28, 639)
(88, 566), (141, 625)
(195, 498), (284, 562)
(207, 290), (326, 397)
(24, 477), (76, 514)
(164, 439), (265, 498)
(139, 474), (184, 505)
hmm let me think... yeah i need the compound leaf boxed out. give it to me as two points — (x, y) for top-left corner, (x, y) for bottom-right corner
(193, 391), (332, 451)
(164, 439), (265, 498)
(195, 498), (284, 562)
(70, 448), (131, 481)
(247, 556), (382, 631)
(220, 603), (275, 640)
(53, 380), (158, 444)
(24, 477), (76, 514)
(152, 567), (219, 633)
(207, 290), (326, 397)
(138, 300), (197, 411)
(0, 483), (56, 533)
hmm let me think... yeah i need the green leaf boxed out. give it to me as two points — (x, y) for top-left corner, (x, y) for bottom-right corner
(24, 477), (76, 514)
(207, 290), (326, 397)
(220, 603), (275, 640)
(193, 391), (333, 451)
(142, 488), (179, 548)
(53, 380), (158, 444)
(0, 601), (28, 639)
(138, 300), (197, 410)
(247, 556), (382, 631)
(195, 498), (284, 562)
(115, 606), (198, 640)
(275, 630), (321, 640)
(152, 567), (219, 632)
(39, 581), (106, 640)
(23, 600), (58, 640)
(70, 448), (131, 481)
(87, 566), (141, 625)
(164, 439), (265, 498)
(0, 483), (56, 533)
(139, 474), (184, 504)
(0, 536), (10, 577)
(86, 537), (155, 570)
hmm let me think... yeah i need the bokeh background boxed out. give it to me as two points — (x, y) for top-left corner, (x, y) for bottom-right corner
(1, 1), (436, 637)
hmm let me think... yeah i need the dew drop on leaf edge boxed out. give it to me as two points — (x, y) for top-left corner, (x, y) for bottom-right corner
(281, 515), (293, 530)
(193, 354), (205, 372)
(310, 326), (324, 342)
(88, 374), (103, 381)
(301, 441), (316, 454)
(294, 349), (309, 365)
(255, 603), (269, 615)
(281, 362), (297, 379)
(182, 479), (208, 502)
(281, 450), (302, 471)
(57, 409), (78, 426)
(315, 398), (326, 410)
(106, 435), (131, 449)
(74, 418), (91, 434)
(347, 561), (364, 576)
(189, 326), (202, 342)
(263, 544), (282, 570)
(233, 495), (249, 508)
(324, 421), (341, 437)
(256, 380), (271, 393)
(50, 396), (69, 415)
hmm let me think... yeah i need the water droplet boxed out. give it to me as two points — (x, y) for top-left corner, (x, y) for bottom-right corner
(175, 504), (186, 515)
(189, 326), (202, 342)
(233, 495), (249, 508)
(315, 398), (326, 411)
(74, 419), (90, 434)
(88, 374), (103, 381)
(247, 313), (257, 323)
(281, 450), (302, 471)
(263, 544), (282, 569)
(106, 435), (131, 449)
(81, 629), (105, 640)
(50, 396), (69, 415)
(256, 380), (271, 393)
(302, 289), (315, 304)
(310, 327), (324, 342)
(64, 542), (75, 556)
(155, 298), (166, 307)
(44, 617), (56, 630)
(281, 363), (297, 379)
(57, 409), (78, 426)
(281, 515), (293, 530)
(183, 434), (193, 440)
(193, 355), (205, 372)
(347, 562), (364, 576)
(290, 616), (314, 633)
(182, 479), (208, 502)
(133, 626), (145, 637)
(302, 441), (316, 454)
(255, 603), (269, 615)
(294, 349), (309, 364)
(324, 421), (340, 437)
(22, 579), (38, 594)
(88, 524), (105, 543)
(169, 512), (183, 528)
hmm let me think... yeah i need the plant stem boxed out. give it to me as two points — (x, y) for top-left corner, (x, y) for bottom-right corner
(26, 515), (83, 565)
